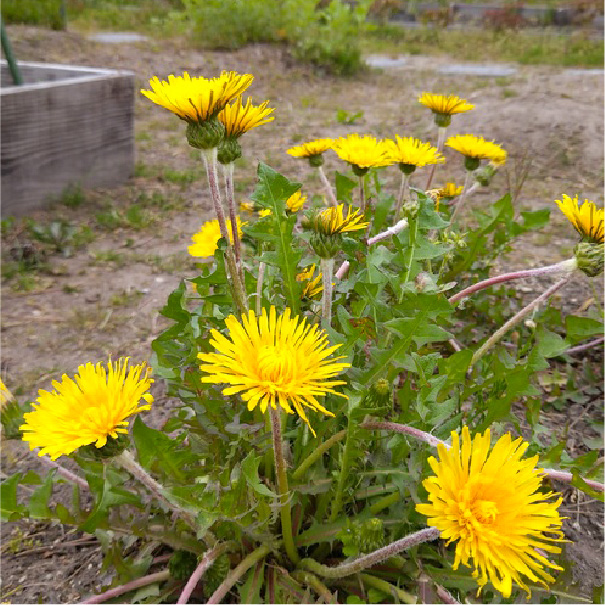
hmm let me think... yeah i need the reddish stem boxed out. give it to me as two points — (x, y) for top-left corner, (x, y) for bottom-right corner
(82, 570), (170, 604)
(360, 421), (447, 448)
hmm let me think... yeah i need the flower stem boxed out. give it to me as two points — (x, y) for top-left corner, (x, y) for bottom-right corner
(328, 418), (355, 522)
(425, 125), (447, 190)
(320, 257), (335, 329)
(448, 259), (578, 304)
(223, 162), (243, 278)
(318, 165), (337, 206)
(207, 543), (272, 604)
(256, 261), (266, 316)
(292, 429), (347, 481)
(115, 451), (199, 532)
(394, 172), (411, 220)
(269, 406), (300, 564)
(360, 573), (415, 605)
(291, 570), (335, 603)
(299, 527), (440, 579)
(39, 455), (88, 489)
(82, 570), (171, 604)
(367, 218), (409, 247)
(470, 273), (575, 367)
(368, 490), (399, 515)
(541, 468), (604, 492)
(563, 337), (605, 355)
(401, 214), (418, 287)
(358, 175), (366, 213)
(360, 421), (447, 448)
(449, 169), (474, 225)
(335, 260), (350, 280)
(178, 542), (237, 604)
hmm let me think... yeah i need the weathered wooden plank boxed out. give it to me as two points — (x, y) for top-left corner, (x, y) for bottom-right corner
(1, 62), (135, 216)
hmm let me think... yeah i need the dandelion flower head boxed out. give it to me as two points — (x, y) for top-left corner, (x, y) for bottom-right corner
(287, 138), (334, 159)
(418, 93), (475, 116)
(141, 71), (253, 123)
(20, 358), (153, 460)
(287, 190), (306, 213)
(296, 264), (323, 299)
(446, 134), (506, 163)
(314, 204), (369, 235)
(188, 217), (245, 258)
(555, 194), (604, 244)
(416, 426), (564, 598)
(199, 307), (350, 435)
(218, 96), (274, 138)
(386, 136), (445, 169)
(0, 379), (13, 410)
(332, 134), (393, 170)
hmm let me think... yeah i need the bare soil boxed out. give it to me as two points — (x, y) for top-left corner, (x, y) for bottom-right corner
(1, 25), (603, 604)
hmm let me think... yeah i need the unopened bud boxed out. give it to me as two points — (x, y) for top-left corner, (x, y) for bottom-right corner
(310, 233), (340, 259)
(575, 242), (604, 277)
(475, 164), (496, 187)
(79, 433), (130, 460)
(217, 137), (242, 164)
(186, 118), (225, 150)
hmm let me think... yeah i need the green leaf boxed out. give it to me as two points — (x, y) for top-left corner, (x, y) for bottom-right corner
(565, 315), (604, 343)
(571, 470), (604, 502)
(28, 471), (55, 518)
(241, 452), (277, 498)
(1, 474), (26, 520)
(520, 208), (550, 230)
(335, 171), (357, 203)
(385, 318), (452, 348)
(536, 326), (568, 358)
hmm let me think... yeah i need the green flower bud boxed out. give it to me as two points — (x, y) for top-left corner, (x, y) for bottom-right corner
(475, 164), (496, 186)
(186, 118), (225, 150)
(310, 233), (341, 259)
(338, 518), (385, 557)
(362, 379), (392, 409)
(307, 154), (324, 168)
(398, 163), (417, 175)
(169, 550), (198, 581)
(433, 113), (452, 128)
(401, 199), (420, 220)
(352, 164), (369, 177)
(78, 432), (130, 460)
(217, 137), (242, 164)
(575, 242), (604, 277)
(464, 156), (481, 172)
(1, 399), (27, 440)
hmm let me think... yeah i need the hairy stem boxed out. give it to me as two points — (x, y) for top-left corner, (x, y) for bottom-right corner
(359, 175), (366, 214)
(448, 169), (474, 225)
(367, 218), (408, 246)
(299, 527), (440, 579)
(320, 257), (335, 329)
(471, 273), (574, 367)
(329, 418), (355, 522)
(256, 261), (266, 316)
(178, 542), (237, 604)
(207, 543), (272, 604)
(223, 162), (243, 276)
(292, 429), (347, 481)
(360, 421), (447, 448)
(39, 455), (88, 489)
(369, 490), (400, 515)
(393, 172), (411, 220)
(269, 406), (300, 564)
(318, 165), (337, 206)
(291, 570), (335, 603)
(401, 214), (418, 288)
(563, 337), (605, 356)
(425, 125), (447, 190)
(82, 570), (170, 604)
(448, 259), (577, 304)
(542, 469), (604, 492)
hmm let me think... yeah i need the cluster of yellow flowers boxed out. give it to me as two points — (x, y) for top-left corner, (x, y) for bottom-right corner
(16, 72), (601, 602)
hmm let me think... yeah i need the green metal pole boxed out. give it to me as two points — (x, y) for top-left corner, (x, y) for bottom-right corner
(1, 17), (23, 86)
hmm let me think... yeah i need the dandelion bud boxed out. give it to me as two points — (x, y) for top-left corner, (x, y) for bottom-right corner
(434, 113), (452, 128)
(307, 154), (324, 168)
(401, 199), (420, 220)
(397, 162), (417, 176)
(310, 233), (340, 259)
(363, 378), (392, 409)
(475, 164), (496, 187)
(186, 118), (225, 150)
(169, 550), (198, 581)
(464, 156), (481, 172)
(352, 164), (369, 177)
(575, 242), (604, 277)
(339, 518), (385, 557)
(217, 137), (242, 164)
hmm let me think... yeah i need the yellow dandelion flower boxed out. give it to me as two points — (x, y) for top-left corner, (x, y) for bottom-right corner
(0, 379), (13, 411)
(240, 201), (255, 213)
(416, 426), (564, 598)
(218, 96), (274, 138)
(287, 138), (334, 159)
(418, 92), (475, 116)
(332, 134), (393, 172)
(258, 208), (272, 218)
(386, 136), (445, 171)
(287, 190), (306, 213)
(315, 204), (369, 235)
(296, 264), (323, 299)
(141, 71), (253, 123)
(20, 358), (153, 460)
(555, 194), (604, 244)
(427, 182), (464, 211)
(188, 217), (245, 258)
(198, 307), (350, 435)
(446, 134), (506, 163)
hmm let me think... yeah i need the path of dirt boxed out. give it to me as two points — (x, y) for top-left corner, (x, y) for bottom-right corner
(1, 25), (603, 603)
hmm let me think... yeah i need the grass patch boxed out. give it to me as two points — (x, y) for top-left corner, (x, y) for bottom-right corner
(362, 25), (604, 67)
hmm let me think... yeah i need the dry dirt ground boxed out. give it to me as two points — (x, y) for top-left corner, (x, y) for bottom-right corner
(1, 25), (604, 603)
